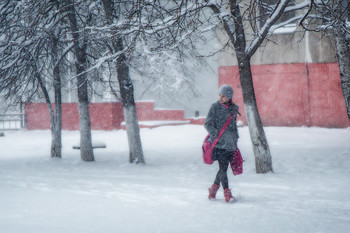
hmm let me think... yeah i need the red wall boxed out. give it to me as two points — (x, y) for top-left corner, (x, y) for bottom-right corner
(25, 102), (124, 130)
(25, 101), (186, 130)
(135, 102), (185, 121)
(219, 63), (349, 128)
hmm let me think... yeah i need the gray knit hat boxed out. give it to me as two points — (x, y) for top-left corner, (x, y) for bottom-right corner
(219, 84), (234, 99)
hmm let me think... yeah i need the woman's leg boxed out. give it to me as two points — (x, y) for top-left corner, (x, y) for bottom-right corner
(214, 159), (230, 189)
(212, 149), (235, 202)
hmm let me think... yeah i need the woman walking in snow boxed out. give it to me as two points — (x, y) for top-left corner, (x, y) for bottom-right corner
(204, 84), (239, 203)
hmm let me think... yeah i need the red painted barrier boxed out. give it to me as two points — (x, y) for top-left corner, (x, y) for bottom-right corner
(25, 102), (124, 130)
(219, 63), (349, 128)
(25, 101), (186, 130)
(25, 103), (51, 130)
(89, 103), (124, 130)
(135, 102), (185, 121)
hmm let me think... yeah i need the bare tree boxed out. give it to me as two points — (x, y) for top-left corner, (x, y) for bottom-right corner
(95, 0), (208, 163)
(100, 0), (145, 164)
(300, 0), (350, 122)
(63, 0), (95, 161)
(0, 0), (69, 158)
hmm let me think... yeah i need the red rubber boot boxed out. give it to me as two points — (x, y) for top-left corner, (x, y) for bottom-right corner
(208, 184), (220, 200)
(224, 188), (235, 203)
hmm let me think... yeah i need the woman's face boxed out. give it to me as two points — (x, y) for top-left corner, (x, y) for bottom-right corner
(219, 94), (230, 104)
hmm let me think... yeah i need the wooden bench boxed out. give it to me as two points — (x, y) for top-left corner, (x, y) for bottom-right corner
(72, 141), (106, 149)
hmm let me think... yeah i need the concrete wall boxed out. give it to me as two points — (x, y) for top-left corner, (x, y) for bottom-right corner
(219, 63), (349, 128)
(218, 30), (337, 67)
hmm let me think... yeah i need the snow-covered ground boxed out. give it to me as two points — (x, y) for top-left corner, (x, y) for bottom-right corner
(1, 125), (350, 233)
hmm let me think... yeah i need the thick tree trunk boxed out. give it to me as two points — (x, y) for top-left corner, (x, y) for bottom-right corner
(102, 0), (145, 164)
(76, 55), (94, 162)
(65, 0), (94, 161)
(238, 58), (273, 173)
(116, 43), (145, 164)
(51, 35), (62, 158)
(334, 28), (350, 122)
(123, 105), (145, 163)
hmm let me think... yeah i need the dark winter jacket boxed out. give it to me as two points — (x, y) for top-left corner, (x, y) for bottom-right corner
(204, 101), (239, 151)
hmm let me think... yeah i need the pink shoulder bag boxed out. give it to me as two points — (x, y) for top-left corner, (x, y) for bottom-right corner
(202, 113), (233, 164)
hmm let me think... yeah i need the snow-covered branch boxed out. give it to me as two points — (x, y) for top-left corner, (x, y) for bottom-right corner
(284, 1), (310, 13)
(269, 15), (303, 32)
(246, 0), (295, 57)
(54, 43), (74, 70)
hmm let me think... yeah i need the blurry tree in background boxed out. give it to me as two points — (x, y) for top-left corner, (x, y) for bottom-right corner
(63, 0), (95, 161)
(0, 0), (70, 158)
(84, 1), (207, 163)
(100, 0), (145, 164)
(300, 0), (350, 122)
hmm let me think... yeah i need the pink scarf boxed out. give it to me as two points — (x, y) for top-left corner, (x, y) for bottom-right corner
(221, 103), (229, 109)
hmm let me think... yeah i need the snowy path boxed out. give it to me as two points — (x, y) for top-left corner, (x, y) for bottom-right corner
(0, 126), (349, 233)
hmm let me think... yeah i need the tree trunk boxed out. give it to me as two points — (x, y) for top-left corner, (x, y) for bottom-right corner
(34, 64), (61, 159)
(51, 34), (62, 158)
(116, 40), (145, 164)
(123, 105), (145, 163)
(65, 0), (94, 161)
(333, 27), (350, 122)
(76, 53), (94, 162)
(102, 0), (145, 164)
(238, 58), (273, 173)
